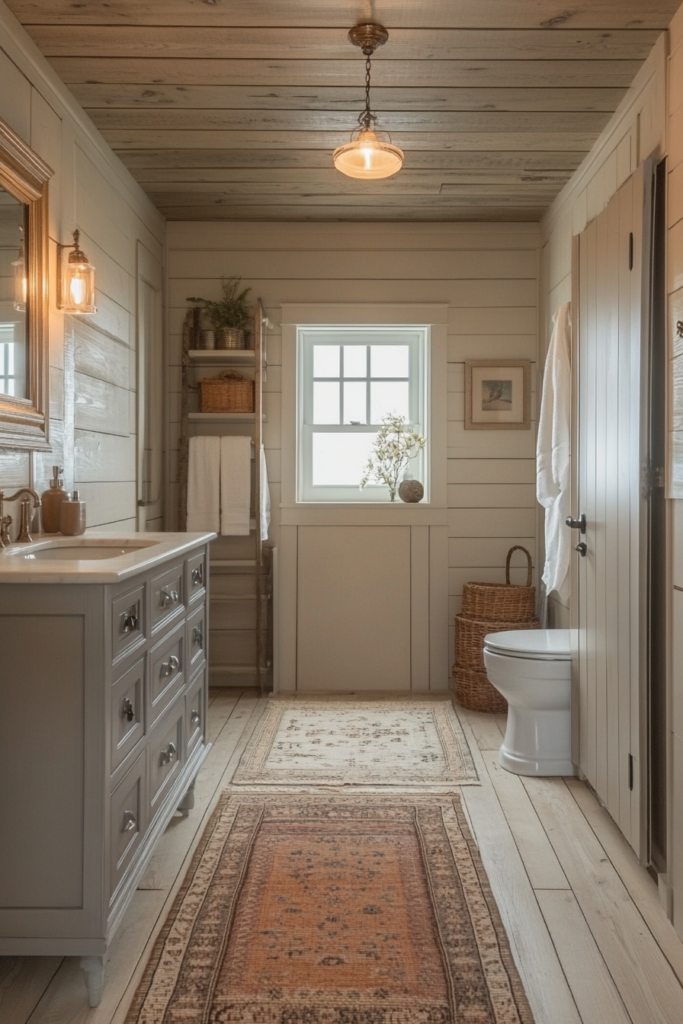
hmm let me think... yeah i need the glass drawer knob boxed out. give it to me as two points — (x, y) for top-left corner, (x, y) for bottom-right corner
(191, 709), (200, 725)
(122, 697), (135, 722)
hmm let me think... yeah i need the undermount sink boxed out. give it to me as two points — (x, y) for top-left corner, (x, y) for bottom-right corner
(7, 539), (159, 561)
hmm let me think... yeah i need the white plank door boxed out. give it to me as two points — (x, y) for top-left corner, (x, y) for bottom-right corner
(572, 166), (647, 857)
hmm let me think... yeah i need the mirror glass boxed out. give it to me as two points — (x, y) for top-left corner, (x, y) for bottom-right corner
(0, 184), (28, 400)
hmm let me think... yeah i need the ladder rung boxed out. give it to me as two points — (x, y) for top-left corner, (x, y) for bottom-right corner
(210, 559), (257, 568)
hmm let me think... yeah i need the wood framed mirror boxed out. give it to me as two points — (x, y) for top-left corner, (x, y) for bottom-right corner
(0, 117), (52, 451)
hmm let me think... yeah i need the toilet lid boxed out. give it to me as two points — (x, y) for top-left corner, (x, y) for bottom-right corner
(483, 628), (571, 661)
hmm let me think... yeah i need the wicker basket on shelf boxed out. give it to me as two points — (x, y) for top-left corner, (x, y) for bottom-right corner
(453, 545), (539, 714)
(198, 371), (254, 413)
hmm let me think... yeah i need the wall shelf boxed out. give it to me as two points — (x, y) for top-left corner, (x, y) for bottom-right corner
(180, 303), (273, 693)
(188, 349), (255, 364)
(187, 412), (266, 423)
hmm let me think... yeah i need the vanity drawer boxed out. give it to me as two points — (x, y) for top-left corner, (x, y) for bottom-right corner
(151, 561), (185, 634)
(149, 703), (184, 817)
(186, 602), (206, 674)
(149, 621), (185, 729)
(111, 656), (145, 774)
(111, 584), (146, 664)
(186, 550), (207, 604)
(186, 667), (207, 757)
(110, 749), (147, 900)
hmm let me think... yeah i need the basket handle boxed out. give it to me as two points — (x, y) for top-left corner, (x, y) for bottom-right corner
(506, 545), (532, 587)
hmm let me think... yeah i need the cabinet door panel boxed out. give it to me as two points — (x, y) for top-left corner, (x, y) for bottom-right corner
(111, 656), (145, 774)
(149, 622), (186, 728)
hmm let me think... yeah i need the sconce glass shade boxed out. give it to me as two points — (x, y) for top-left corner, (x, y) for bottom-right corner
(333, 129), (404, 180)
(12, 249), (26, 312)
(57, 231), (97, 314)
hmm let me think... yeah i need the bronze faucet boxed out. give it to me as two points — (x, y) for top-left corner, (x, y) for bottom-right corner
(0, 488), (42, 548)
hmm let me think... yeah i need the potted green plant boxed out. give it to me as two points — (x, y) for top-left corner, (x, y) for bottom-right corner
(187, 277), (253, 349)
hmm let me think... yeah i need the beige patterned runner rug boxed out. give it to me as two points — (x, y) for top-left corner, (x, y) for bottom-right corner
(231, 696), (479, 790)
(125, 793), (534, 1024)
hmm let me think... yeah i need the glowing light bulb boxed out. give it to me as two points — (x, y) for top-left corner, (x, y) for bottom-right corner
(70, 273), (86, 307)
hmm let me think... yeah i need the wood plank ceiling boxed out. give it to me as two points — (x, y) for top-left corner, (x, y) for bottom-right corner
(6, 1), (682, 221)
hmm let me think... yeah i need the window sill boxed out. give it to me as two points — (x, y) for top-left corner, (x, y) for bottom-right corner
(279, 503), (448, 527)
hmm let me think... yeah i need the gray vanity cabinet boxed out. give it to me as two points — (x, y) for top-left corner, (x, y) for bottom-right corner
(0, 541), (211, 1006)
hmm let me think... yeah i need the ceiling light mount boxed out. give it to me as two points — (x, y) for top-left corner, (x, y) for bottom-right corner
(347, 22), (389, 56)
(333, 21), (403, 180)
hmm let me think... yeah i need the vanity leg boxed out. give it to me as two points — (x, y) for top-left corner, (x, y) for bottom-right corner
(80, 955), (105, 1007)
(177, 777), (196, 818)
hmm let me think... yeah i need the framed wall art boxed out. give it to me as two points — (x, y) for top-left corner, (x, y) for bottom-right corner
(464, 359), (531, 430)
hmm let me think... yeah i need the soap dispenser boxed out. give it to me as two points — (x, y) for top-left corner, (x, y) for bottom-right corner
(41, 465), (68, 533)
(60, 491), (86, 536)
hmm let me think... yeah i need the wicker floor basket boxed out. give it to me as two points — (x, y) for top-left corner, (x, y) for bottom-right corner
(198, 371), (255, 413)
(455, 613), (540, 672)
(462, 545), (536, 622)
(453, 666), (507, 714)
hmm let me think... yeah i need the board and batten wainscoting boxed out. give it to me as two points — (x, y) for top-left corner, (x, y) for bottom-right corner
(0, 6), (164, 528)
(165, 222), (540, 689)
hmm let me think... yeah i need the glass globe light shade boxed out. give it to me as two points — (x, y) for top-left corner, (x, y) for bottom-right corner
(12, 250), (26, 312)
(333, 129), (403, 180)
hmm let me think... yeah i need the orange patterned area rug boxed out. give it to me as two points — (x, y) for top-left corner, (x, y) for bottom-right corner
(126, 793), (534, 1024)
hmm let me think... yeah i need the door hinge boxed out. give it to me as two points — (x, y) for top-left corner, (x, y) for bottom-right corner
(641, 462), (665, 497)
(629, 232), (634, 270)
(628, 753), (634, 791)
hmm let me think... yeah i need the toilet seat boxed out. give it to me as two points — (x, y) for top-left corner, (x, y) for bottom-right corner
(484, 628), (570, 662)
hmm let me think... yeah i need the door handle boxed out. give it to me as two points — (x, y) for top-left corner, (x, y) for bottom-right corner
(566, 513), (586, 534)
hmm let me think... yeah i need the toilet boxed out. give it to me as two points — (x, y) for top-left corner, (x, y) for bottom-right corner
(483, 628), (575, 777)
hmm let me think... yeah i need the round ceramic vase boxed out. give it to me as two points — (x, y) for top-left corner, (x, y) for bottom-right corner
(398, 477), (424, 503)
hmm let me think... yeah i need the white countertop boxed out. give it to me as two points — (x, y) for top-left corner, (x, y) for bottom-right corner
(0, 531), (216, 584)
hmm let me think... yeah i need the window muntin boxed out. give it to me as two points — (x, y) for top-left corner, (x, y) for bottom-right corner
(298, 326), (428, 502)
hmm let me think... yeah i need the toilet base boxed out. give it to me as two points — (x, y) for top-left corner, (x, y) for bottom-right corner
(498, 745), (575, 777)
(499, 707), (576, 777)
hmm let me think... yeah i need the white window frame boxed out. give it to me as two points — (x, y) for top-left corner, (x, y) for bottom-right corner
(296, 325), (430, 503)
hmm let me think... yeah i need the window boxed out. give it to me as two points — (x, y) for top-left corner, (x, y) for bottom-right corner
(297, 326), (429, 502)
(0, 323), (23, 397)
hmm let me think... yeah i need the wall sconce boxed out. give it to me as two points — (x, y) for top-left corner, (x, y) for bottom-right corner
(12, 238), (26, 312)
(57, 230), (97, 314)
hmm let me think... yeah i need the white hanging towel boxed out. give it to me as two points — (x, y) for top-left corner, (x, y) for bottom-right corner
(260, 444), (271, 542)
(537, 302), (572, 604)
(186, 436), (220, 533)
(220, 436), (252, 535)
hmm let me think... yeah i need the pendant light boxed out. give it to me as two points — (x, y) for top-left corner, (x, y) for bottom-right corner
(333, 23), (404, 180)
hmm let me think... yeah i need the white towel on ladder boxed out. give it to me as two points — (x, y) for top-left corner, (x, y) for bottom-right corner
(220, 436), (252, 535)
(260, 444), (271, 541)
(537, 302), (572, 604)
(186, 436), (220, 532)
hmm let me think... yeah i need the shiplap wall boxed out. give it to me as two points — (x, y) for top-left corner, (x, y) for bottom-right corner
(166, 220), (540, 676)
(540, 37), (666, 629)
(0, 3), (164, 530)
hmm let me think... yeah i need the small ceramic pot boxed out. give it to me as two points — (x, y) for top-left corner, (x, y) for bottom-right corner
(398, 476), (424, 503)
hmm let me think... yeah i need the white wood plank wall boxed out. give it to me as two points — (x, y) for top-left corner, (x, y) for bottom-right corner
(0, 5), (164, 533)
(166, 220), (541, 672)
(540, 36), (666, 629)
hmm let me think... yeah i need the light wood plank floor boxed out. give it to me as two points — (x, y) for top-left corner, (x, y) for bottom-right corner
(2, 690), (682, 1024)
